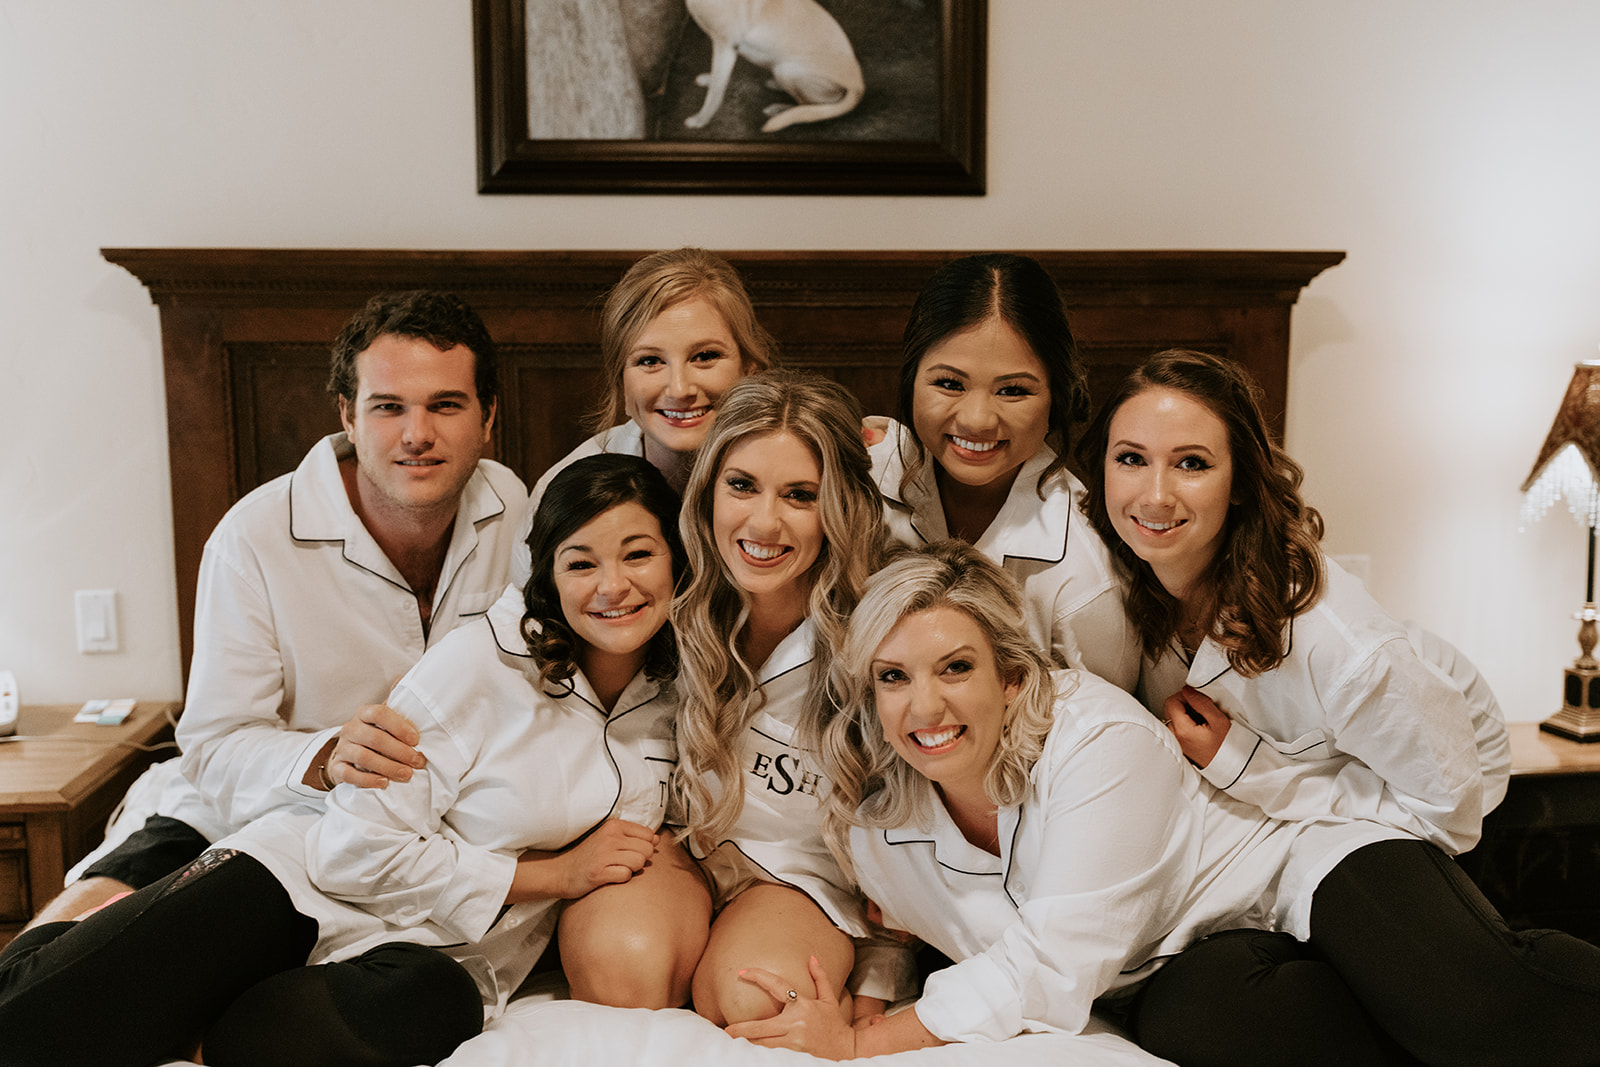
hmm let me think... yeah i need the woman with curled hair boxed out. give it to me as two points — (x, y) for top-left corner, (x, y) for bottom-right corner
(1075, 348), (1505, 854)
(0, 454), (696, 1065)
(668, 369), (908, 1029)
(1069, 350), (1600, 1066)
(867, 253), (1139, 691)
(739, 543), (1600, 1066)
(511, 248), (775, 590)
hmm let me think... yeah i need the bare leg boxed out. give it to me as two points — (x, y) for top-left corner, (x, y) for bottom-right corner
(558, 837), (712, 1008)
(691, 883), (854, 1027)
(26, 876), (133, 928)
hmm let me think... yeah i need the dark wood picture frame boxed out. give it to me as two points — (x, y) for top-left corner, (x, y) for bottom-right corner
(472, 0), (986, 195)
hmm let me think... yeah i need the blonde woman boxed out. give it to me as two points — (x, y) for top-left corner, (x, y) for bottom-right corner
(510, 248), (775, 590)
(668, 369), (907, 1027)
(737, 543), (1600, 1065)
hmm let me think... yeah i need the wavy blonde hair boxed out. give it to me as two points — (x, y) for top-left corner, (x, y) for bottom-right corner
(586, 248), (776, 434)
(672, 370), (884, 849)
(818, 541), (1058, 874)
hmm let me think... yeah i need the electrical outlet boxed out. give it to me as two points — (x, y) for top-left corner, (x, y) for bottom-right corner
(75, 589), (119, 653)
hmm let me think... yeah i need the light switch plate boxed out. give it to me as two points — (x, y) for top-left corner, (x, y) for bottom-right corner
(76, 589), (119, 653)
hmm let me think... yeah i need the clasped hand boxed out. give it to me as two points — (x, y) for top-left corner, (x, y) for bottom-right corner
(330, 703), (427, 789)
(1163, 684), (1231, 768)
(725, 956), (863, 1060)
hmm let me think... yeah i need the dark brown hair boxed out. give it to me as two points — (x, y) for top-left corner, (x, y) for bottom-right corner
(327, 290), (497, 417)
(1076, 349), (1324, 676)
(896, 253), (1089, 497)
(521, 453), (687, 686)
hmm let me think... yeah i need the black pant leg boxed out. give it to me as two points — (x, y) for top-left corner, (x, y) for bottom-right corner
(1311, 838), (1600, 1066)
(203, 941), (484, 1067)
(1127, 928), (1417, 1067)
(0, 849), (317, 1067)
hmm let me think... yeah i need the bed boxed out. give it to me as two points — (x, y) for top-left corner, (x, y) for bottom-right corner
(107, 247), (1340, 1067)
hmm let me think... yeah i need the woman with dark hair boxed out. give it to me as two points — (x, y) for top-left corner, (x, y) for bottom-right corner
(868, 253), (1138, 691)
(1069, 350), (1600, 1065)
(1076, 348), (1505, 855)
(0, 454), (693, 1067)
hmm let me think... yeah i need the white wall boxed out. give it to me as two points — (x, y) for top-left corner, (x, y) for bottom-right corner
(3, 1), (1597, 720)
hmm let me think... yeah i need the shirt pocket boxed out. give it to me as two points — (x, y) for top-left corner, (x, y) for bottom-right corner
(454, 589), (501, 619)
(1261, 727), (1335, 762)
(617, 739), (676, 828)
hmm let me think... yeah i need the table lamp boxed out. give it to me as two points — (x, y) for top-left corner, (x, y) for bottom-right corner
(1521, 360), (1600, 741)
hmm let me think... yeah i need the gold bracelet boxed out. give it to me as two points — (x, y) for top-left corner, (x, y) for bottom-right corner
(318, 759), (336, 791)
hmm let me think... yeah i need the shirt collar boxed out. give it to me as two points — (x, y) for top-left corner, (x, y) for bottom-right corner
(287, 432), (509, 595)
(873, 422), (1072, 563)
(759, 616), (817, 683)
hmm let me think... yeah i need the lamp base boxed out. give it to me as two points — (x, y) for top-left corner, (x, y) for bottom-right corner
(1542, 662), (1600, 742)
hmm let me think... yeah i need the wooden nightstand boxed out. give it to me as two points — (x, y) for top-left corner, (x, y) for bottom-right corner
(1460, 722), (1600, 944)
(0, 702), (178, 946)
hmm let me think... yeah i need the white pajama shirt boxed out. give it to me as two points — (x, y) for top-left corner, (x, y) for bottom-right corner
(850, 670), (1384, 1044)
(1137, 559), (1504, 863)
(868, 421), (1140, 692)
(229, 593), (678, 1015)
(685, 619), (915, 1000)
(68, 434), (527, 871)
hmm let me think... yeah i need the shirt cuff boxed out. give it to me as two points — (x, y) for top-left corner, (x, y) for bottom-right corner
(915, 955), (1021, 1044)
(1200, 719), (1261, 790)
(433, 847), (519, 944)
(286, 726), (341, 799)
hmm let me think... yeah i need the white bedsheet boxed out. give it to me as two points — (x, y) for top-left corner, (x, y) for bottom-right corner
(151, 984), (1170, 1066)
(432, 982), (1174, 1067)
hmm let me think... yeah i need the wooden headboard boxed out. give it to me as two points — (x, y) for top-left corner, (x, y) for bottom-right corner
(104, 248), (1343, 678)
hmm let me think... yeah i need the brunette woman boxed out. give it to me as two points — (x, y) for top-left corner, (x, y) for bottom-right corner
(869, 253), (1138, 690)
(0, 455), (692, 1066)
(1077, 349), (1505, 856)
(1075, 349), (1598, 1065)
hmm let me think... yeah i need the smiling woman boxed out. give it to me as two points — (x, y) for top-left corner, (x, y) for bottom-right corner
(664, 369), (909, 1031)
(869, 253), (1139, 692)
(0, 453), (694, 1067)
(509, 248), (776, 592)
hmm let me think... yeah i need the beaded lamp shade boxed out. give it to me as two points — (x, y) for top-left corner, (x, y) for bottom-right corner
(1521, 361), (1600, 529)
(1523, 361), (1600, 742)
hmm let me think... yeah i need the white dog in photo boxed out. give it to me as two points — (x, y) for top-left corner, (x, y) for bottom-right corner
(683, 0), (865, 133)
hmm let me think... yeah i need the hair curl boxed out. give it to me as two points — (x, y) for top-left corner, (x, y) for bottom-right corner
(672, 370), (884, 849)
(818, 542), (1058, 874)
(894, 253), (1088, 501)
(520, 453), (687, 688)
(587, 248), (776, 434)
(1075, 349), (1324, 676)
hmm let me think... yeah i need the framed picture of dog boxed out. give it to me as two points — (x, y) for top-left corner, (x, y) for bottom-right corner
(473, 0), (986, 195)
